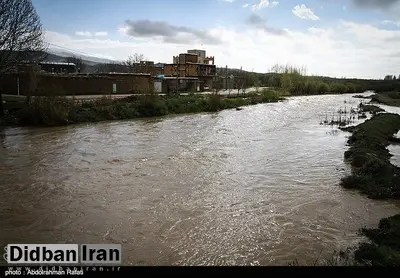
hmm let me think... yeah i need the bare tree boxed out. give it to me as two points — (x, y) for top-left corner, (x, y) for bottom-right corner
(0, 0), (47, 115)
(124, 53), (145, 73)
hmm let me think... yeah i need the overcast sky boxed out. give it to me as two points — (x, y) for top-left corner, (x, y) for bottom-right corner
(32, 0), (400, 78)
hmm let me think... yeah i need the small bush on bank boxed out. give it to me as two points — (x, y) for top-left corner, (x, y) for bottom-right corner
(17, 96), (73, 126)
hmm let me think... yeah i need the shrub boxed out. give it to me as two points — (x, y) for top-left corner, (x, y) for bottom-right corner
(17, 96), (72, 126)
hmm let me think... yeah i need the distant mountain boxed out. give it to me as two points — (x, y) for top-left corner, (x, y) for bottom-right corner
(47, 49), (116, 65)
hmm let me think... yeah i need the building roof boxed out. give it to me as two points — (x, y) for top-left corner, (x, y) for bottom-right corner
(164, 63), (215, 66)
(163, 77), (199, 80)
(99, 72), (151, 76)
(185, 62), (216, 66)
(39, 62), (76, 66)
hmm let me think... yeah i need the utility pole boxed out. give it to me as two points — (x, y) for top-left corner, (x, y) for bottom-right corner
(237, 66), (242, 95)
(175, 64), (179, 94)
(243, 67), (246, 95)
(17, 76), (20, 96)
(225, 65), (228, 91)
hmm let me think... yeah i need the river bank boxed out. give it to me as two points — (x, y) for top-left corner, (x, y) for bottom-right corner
(339, 112), (400, 265)
(0, 89), (283, 127)
(0, 87), (379, 128)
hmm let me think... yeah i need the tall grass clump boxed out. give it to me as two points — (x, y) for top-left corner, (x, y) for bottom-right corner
(261, 88), (281, 101)
(135, 95), (169, 117)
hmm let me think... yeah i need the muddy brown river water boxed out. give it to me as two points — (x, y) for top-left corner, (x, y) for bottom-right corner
(1, 93), (400, 265)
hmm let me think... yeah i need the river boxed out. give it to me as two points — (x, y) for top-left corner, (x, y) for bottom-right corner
(1, 93), (399, 265)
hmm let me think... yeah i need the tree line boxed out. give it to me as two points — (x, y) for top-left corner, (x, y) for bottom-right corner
(216, 65), (400, 95)
(384, 74), (400, 81)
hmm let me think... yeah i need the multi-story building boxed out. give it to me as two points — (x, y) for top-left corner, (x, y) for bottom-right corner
(187, 49), (215, 65)
(164, 50), (216, 91)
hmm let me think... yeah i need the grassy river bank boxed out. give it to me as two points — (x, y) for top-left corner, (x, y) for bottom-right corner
(0, 89), (283, 127)
(370, 91), (400, 107)
(340, 111), (400, 266)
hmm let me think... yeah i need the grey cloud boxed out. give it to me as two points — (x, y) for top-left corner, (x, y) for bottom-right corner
(352, 0), (400, 9)
(383, 50), (400, 57)
(246, 14), (287, 36)
(349, 0), (400, 20)
(385, 35), (400, 42)
(247, 13), (265, 26)
(122, 19), (221, 45)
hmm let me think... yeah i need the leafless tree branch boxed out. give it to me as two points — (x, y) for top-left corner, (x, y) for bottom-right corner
(0, 0), (48, 115)
(0, 0), (48, 74)
(124, 53), (145, 73)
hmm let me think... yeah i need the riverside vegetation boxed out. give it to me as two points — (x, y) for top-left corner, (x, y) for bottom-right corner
(269, 65), (364, 95)
(218, 64), (400, 96)
(319, 102), (384, 127)
(0, 89), (283, 126)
